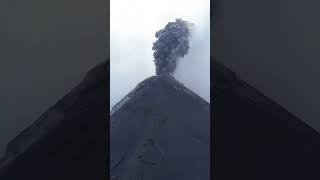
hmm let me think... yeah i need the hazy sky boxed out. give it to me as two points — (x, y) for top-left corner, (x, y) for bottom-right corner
(110, 0), (210, 109)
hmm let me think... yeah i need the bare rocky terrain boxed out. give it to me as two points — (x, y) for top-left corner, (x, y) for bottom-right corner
(110, 75), (210, 180)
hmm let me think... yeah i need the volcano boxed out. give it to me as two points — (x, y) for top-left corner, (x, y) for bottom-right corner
(213, 60), (320, 180)
(1, 59), (320, 180)
(110, 75), (210, 180)
(0, 60), (108, 180)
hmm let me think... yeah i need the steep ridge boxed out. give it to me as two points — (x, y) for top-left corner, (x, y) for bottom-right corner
(213, 59), (320, 180)
(110, 75), (210, 180)
(0, 60), (108, 180)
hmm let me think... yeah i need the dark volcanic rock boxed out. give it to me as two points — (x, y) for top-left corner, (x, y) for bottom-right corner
(0, 60), (108, 180)
(1, 57), (320, 180)
(213, 60), (320, 180)
(110, 75), (210, 180)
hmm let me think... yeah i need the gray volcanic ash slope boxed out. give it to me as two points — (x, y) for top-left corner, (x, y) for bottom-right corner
(0, 61), (108, 180)
(213, 59), (320, 180)
(110, 75), (210, 180)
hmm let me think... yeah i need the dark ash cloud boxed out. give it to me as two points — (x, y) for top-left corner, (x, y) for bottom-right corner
(152, 18), (193, 75)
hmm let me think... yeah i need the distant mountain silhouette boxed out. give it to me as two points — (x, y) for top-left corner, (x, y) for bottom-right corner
(213, 59), (320, 180)
(110, 75), (210, 180)
(0, 60), (108, 180)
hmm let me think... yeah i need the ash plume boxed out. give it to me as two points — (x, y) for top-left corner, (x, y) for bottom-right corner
(152, 18), (193, 75)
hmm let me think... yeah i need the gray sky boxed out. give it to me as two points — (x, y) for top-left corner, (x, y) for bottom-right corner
(110, 0), (210, 109)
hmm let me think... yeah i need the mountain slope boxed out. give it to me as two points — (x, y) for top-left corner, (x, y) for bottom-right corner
(0, 60), (108, 180)
(213, 60), (320, 180)
(110, 75), (210, 180)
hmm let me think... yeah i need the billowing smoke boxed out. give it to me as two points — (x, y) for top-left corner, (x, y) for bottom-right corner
(152, 18), (193, 75)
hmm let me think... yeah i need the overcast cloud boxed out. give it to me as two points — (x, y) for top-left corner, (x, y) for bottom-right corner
(110, 0), (210, 109)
